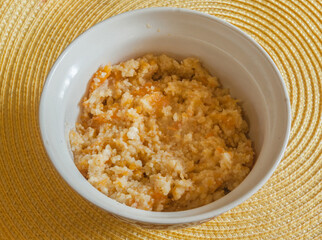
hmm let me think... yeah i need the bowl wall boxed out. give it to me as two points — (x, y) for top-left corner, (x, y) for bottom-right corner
(39, 8), (290, 228)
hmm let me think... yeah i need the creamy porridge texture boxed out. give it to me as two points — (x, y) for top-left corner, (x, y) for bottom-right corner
(69, 54), (254, 211)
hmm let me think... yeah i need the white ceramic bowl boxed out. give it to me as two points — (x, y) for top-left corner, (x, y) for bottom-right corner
(39, 8), (291, 229)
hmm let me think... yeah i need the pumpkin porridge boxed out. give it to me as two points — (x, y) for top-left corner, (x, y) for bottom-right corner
(69, 54), (254, 211)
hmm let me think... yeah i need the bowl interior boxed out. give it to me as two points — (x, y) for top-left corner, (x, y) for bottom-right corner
(39, 8), (290, 225)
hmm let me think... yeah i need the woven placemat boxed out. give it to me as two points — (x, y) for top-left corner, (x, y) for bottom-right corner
(0, 0), (321, 239)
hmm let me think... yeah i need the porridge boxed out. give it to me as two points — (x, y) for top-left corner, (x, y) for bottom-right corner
(69, 54), (254, 211)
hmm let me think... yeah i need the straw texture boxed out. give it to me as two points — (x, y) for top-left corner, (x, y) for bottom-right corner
(0, 0), (321, 239)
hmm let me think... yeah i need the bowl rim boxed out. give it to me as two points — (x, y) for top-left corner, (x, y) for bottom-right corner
(39, 7), (291, 225)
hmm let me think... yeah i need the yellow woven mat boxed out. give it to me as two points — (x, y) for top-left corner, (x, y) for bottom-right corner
(0, 0), (321, 239)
